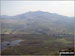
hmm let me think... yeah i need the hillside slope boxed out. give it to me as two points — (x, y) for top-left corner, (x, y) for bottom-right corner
(0, 11), (74, 35)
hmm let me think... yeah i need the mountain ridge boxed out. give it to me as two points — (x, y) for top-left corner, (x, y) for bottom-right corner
(0, 11), (74, 35)
(1, 11), (74, 18)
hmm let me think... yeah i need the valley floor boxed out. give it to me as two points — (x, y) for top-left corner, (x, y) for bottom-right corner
(1, 34), (74, 55)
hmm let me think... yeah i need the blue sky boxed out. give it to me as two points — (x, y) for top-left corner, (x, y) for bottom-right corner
(1, 1), (74, 16)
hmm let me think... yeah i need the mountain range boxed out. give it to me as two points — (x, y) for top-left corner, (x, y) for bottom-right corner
(0, 11), (74, 35)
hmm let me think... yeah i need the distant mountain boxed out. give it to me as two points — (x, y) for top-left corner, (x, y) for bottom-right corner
(0, 11), (74, 35)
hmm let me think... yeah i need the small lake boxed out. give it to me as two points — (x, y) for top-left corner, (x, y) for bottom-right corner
(1, 39), (23, 50)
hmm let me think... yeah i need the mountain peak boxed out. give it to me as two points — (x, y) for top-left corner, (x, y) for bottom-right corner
(34, 10), (44, 12)
(33, 11), (49, 13)
(25, 11), (51, 16)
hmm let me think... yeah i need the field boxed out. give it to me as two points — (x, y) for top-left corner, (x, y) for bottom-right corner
(1, 34), (74, 55)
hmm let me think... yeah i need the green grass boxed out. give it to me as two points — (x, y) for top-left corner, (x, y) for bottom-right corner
(43, 39), (55, 44)
(56, 38), (72, 44)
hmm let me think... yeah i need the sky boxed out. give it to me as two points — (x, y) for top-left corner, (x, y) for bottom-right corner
(1, 1), (74, 17)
